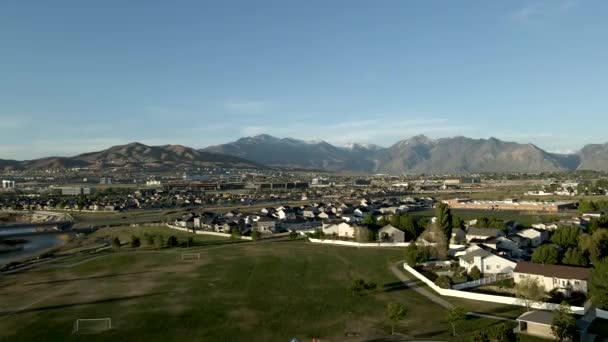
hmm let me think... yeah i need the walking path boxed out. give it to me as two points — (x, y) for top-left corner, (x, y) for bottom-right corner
(389, 261), (516, 323)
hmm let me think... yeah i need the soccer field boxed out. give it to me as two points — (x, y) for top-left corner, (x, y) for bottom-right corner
(1, 237), (520, 341)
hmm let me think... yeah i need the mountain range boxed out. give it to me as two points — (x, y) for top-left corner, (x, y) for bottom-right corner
(0, 143), (262, 172)
(202, 134), (608, 174)
(2, 135), (608, 174)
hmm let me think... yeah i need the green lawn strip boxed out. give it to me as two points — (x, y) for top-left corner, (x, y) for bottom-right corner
(0, 241), (525, 341)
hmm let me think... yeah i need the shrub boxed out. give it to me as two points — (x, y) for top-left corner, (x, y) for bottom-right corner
(130, 235), (141, 248)
(469, 266), (482, 280)
(404, 244), (430, 265)
(435, 275), (452, 289)
(348, 279), (377, 296)
(166, 235), (178, 247)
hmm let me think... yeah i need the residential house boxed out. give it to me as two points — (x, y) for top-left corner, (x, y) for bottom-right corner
(322, 222), (355, 238)
(378, 224), (406, 243)
(516, 308), (595, 340)
(303, 207), (316, 218)
(516, 229), (548, 248)
(513, 262), (590, 295)
(531, 223), (559, 231)
(255, 217), (277, 234)
(317, 212), (329, 220)
(458, 247), (517, 274)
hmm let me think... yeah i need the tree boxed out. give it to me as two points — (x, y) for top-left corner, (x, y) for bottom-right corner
(551, 226), (580, 249)
(578, 199), (599, 214)
(469, 266), (482, 280)
(491, 323), (517, 342)
(446, 306), (467, 336)
(562, 247), (588, 266)
(580, 229), (608, 261)
(531, 245), (559, 265)
(435, 275), (452, 289)
(404, 244), (429, 265)
(470, 331), (490, 342)
(155, 235), (165, 248)
(166, 235), (178, 247)
(289, 231), (298, 240)
(348, 279), (377, 296)
(418, 222), (448, 260)
(551, 302), (577, 342)
(230, 227), (242, 239)
(399, 215), (420, 241)
(355, 225), (373, 242)
(362, 214), (376, 226)
(144, 233), (155, 247)
(130, 235), (141, 248)
(187, 236), (194, 247)
(112, 237), (121, 249)
(251, 230), (261, 241)
(435, 202), (453, 240)
(452, 216), (465, 230)
(590, 257), (608, 309)
(515, 278), (545, 309)
(386, 302), (407, 335)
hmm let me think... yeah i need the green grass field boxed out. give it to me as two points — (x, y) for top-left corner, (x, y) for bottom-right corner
(1, 229), (532, 342)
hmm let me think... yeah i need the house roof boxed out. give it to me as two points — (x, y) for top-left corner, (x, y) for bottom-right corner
(467, 227), (503, 237)
(514, 262), (590, 280)
(459, 248), (493, 263)
(517, 311), (554, 325)
(379, 224), (403, 233)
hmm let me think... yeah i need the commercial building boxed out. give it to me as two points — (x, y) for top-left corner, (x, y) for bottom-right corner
(58, 187), (93, 196)
(1, 180), (15, 189)
(442, 198), (576, 213)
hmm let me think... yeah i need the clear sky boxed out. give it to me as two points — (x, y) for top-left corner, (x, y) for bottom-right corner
(1, 0), (607, 159)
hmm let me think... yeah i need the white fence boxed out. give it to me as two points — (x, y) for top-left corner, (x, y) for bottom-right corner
(308, 238), (467, 251)
(452, 273), (513, 290)
(165, 224), (253, 240)
(403, 263), (608, 319)
(308, 238), (410, 247)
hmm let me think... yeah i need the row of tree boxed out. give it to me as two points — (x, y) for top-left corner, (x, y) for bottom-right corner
(531, 227), (608, 267)
(111, 234), (194, 249)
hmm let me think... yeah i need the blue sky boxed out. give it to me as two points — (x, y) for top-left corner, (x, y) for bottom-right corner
(1, 0), (607, 159)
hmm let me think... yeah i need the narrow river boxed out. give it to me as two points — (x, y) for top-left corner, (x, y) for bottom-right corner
(0, 229), (70, 265)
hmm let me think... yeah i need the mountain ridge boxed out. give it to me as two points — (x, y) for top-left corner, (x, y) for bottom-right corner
(202, 134), (608, 174)
(0, 143), (263, 171)
(3, 135), (608, 174)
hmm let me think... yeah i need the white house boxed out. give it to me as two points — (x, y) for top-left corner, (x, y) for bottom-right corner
(516, 228), (548, 248)
(274, 209), (287, 220)
(513, 262), (590, 295)
(377, 225), (406, 243)
(322, 222), (355, 238)
(459, 247), (517, 274)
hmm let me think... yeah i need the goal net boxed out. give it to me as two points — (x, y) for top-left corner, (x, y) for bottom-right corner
(181, 253), (201, 261)
(73, 318), (112, 334)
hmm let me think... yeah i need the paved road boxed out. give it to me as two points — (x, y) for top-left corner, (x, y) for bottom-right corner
(389, 261), (516, 323)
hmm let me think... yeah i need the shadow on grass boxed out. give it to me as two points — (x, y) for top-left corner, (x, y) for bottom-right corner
(3, 291), (170, 316)
(382, 281), (420, 292)
(24, 270), (158, 286)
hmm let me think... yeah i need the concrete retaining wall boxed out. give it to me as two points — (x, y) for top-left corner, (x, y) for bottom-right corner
(165, 224), (253, 240)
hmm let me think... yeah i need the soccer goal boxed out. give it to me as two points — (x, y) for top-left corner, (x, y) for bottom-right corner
(73, 318), (112, 334)
(181, 252), (201, 261)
